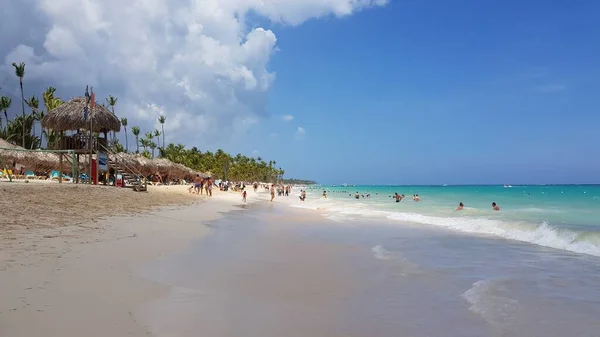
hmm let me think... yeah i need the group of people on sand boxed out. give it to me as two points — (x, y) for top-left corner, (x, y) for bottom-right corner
(189, 174), (214, 196)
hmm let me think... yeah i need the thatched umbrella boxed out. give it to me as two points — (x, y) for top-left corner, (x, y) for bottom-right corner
(41, 97), (121, 132)
(0, 138), (64, 172)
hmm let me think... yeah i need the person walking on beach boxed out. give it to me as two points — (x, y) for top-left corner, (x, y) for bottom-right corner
(194, 175), (202, 194)
(207, 178), (213, 196)
(270, 185), (276, 202)
(492, 202), (500, 211)
(242, 190), (247, 203)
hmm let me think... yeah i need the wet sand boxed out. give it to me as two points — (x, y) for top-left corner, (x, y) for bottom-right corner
(136, 201), (600, 337)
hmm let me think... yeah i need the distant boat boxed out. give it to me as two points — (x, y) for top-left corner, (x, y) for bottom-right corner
(342, 183), (348, 187)
(504, 184), (513, 188)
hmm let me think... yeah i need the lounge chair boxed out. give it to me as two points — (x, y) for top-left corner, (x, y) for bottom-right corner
(50, 170), (72, 182)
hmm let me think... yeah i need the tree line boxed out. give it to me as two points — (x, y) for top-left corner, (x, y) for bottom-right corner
(0, 61), (291, 182)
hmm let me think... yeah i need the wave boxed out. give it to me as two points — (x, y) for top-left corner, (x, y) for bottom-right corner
(372, 245), (394, 260)
(290, 197), (600, 257)
(462, 279), (519, 328)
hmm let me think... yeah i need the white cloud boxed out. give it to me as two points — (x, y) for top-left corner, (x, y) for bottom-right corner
(295, 126), (306, 140)
(0, 0), (387, 147)
(282, 114), (294, 122)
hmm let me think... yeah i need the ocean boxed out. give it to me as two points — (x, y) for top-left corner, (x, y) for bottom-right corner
(296, 185), (600, 256)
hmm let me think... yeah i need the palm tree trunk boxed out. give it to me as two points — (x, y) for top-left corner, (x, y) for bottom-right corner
(125, 127), (128, 152)
(19, 80), (25, 148)
(161, 125), (165, 149)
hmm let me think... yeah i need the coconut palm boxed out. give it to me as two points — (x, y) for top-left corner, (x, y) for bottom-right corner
(158, 114), (166, 148)
(120, 117), (128, 152)
(153, 129), (161, 150)
(132, 126), (140, 153)
(24, 96), (39, 148)
(0, 96), (12, 133)
(11, 61), (26, 147)
(139, 137), (150, 152)
(144, 131), (154, 157)
(106, 95), (118, 145)
(149, 141), (157, 159)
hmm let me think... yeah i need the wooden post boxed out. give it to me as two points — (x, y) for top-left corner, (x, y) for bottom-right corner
(58, 153), (63, 183)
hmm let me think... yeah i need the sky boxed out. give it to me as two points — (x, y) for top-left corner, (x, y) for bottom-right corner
(0, 0), (599, 185)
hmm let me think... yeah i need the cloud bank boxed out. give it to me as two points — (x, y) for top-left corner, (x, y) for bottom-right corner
(0, 0), (387, 147)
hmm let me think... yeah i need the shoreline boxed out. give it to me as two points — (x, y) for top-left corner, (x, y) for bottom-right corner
(0, 184), (262, 337)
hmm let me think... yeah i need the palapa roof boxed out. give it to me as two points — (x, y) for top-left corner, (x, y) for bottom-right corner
(110, 153), (201, 180)
(0, 138), (66, 172)
(42, 97), (121, 132)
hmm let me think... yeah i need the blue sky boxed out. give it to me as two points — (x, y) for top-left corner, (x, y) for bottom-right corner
(227, 0), (600, 185)
(1, 0), (598, 185)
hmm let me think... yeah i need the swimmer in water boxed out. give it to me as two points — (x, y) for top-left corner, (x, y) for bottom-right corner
(413, 194), (420, 202)
(456, 202), (464, 211)
(322, 190), (327, 198)
(492, 202), (500, 211)
(355, 192), (360, 199)
(394, 193), (401, 203)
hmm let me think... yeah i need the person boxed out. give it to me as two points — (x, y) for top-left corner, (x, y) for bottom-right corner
(299, 190), (306, 201)
(413, 194), (420, 202)
(207, 178), (213, 196)
(242, 190), (247, 203)
(355, 192), (360, 200)
(394, 193), (401, 203)
(492, 202), (500, 211)
(322, 190), (327, 198)
(193, 174), (202, 194)
(270, 185), (275, 202)
(456, 202), (464, 211)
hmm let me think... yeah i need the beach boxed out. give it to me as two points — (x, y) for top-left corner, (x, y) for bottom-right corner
(0, 183), (252, 337)
(2, 184), (600, 337)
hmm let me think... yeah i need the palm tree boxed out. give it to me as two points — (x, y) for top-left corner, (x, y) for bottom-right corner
(106, 95), (118, 145)
(144, 131), (154, 157)
(0, 96), (12, 133)
(24, 96), (39, 148)
(132, 126), (140, 153)
(153, 129), (161, 152)
(158, 114), (166, 148)
(11, 62), (26, 147)
(149, 141), (157, 159)
(120, 118), (128, 152)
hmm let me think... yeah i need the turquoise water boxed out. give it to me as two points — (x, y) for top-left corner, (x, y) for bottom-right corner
(295, 185), (600, 256)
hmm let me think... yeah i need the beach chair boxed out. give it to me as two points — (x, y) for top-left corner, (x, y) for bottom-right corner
(50, 170), (73, 182)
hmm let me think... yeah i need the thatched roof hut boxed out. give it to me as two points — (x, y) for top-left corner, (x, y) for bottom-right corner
(0, 138), (64, 172)
(42, 97), (121, 132)
(109, 152), (202, 180)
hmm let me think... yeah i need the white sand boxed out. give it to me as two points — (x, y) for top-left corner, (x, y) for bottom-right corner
(0, 185), (260, 337)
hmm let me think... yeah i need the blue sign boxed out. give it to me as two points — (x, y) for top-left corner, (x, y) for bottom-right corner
(98, 152), (108, 171)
